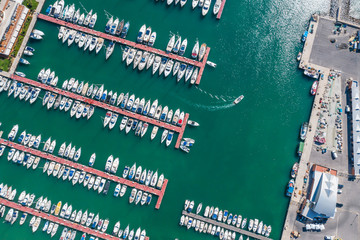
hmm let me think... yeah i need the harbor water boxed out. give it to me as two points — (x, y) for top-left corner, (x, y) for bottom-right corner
(0, 0), (329, 239)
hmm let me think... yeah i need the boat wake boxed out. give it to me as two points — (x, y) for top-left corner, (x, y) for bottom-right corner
(191, 102), (237, 112)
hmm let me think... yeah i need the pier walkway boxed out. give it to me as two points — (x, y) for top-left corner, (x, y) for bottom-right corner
(181, 211), (272, 240)
(0, 138), (168, 210)
(37, 14), (210, 85)
(10, 74), (188, 149)
(216, 0), (227, 20)
(0, 198), (149, 240)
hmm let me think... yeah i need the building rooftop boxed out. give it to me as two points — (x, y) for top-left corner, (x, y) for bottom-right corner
(301, 165), (338, 220)
(352, 81), (360, 175)
(0, 0), (28, 57)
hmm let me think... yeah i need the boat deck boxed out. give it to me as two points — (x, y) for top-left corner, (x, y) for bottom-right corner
(216, 0), (226, 20)
(181, 211), (272, 240)
(36, 14), (210, 85)
(10, 74), (188, 149)
(0, 138), (168, 210)
(0, 198), (150, 240)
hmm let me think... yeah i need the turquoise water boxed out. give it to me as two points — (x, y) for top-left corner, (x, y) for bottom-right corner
(0, 0), (329, 239)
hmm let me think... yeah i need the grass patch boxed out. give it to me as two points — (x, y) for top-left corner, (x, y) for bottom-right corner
(11, 16), (32, 59)
(22, 0), (39, 12)
(0, 58), (12, 72)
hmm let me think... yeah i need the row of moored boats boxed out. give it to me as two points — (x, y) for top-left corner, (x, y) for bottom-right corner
(0, 78), (41, 104)
(0, 182), (147, 240)
(158, 0), (223, 16)
(182, 200), (272, 239)
(47, 1), (97, 28)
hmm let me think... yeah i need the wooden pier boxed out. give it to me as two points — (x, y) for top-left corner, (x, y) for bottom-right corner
(0, 138), (168, 210)
(0, 198), (149, 240)
(181, 211), (272, 240)
(216, 0), (226, 20)
(10, 74), (188, 149)
(36, 14), (210, 85)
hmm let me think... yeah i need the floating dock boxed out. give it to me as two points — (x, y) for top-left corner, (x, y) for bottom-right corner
(10, 74), (188, 149)
(216, 0), (226, 20)
(181, 211), (272, 240)
(37, 14), (210, 85)
(0, 138), (168, 210)
(0, 197), (149, 240)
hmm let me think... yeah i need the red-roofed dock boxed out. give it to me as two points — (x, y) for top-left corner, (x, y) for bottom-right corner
(0, 197), (150, 240)
(0, 138), (167, 210)
(11, 74), (188, 149)
(216, 0), (226, 20)
(36, 14), (210, 85)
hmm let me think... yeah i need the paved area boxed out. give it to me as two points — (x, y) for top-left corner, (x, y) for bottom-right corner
(282, 12), (359, 240)
(309, 18), (360, 79)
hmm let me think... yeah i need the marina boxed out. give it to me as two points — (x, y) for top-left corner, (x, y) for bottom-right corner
(8, 73), (190, 149)
(0, 197), (150, 240)
(37, 13), (210, 85)
(181, 211), (272, 240)
(0, 138), (168, 210)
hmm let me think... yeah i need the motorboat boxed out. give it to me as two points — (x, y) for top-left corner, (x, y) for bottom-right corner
(89, 153), (96, 166)
(213, 0), (221, 15)
(152, 56), (161, 75)
(164, 59), (174, 77)
(119, 116), (128, 131)
(109, 113), (119, 130)
(88, 12), (97, 28)
(89, 37), (98, 52)
(83, 9), (93, 26)
(120, 21), (130, 38)
(105, 42), (115, 60)
(166, 132), (174, 147)
(95, 38), (104, 54)
(148, 32), (157, 47)
(177, 63), (187, 82)
(202, 0), (212, 16)
(110, 18), (119, 35)
(105, 155), (114, 172)
(233, 95), (244, 104)
(192, 0), (199, 8)
(190, 68), (198, 84)
(180, 0), (187, 7)
(115, 19), (124, 36)
(300, 122), (308, 141)
(159, 57), (168, 75)
(146, 53), (155, 70)
(133, 51), (143, 69)
(198, 43), (207, 61)
(151, 126), (158, 140)
(122, 46), (131, 61)
(311, 81), (318, 95)
(179, 38), (188, 55)
(137, 24), (146, 43)
(172, 36), (181, 54)
(191, 41), (199, 59)
(126, 48), (136, 66)
(286, 179), (295, 197)
(105, 16), (113, 33)
(166, 35), (176, 53)
(138, 52), (150, 71)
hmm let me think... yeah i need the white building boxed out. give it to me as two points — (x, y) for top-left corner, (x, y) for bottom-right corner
(301, 165), (338, 220)
(352, 81), (360, 175)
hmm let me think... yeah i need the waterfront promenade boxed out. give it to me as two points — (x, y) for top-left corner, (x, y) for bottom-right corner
(281, 14), (332, 240)
(37, 14), (210, 85)
(0, 197), (150, 240)
(0, 138), (168, 210)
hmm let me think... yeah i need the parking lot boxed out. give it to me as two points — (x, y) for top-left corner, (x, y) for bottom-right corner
(309, 18), (360, 79)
